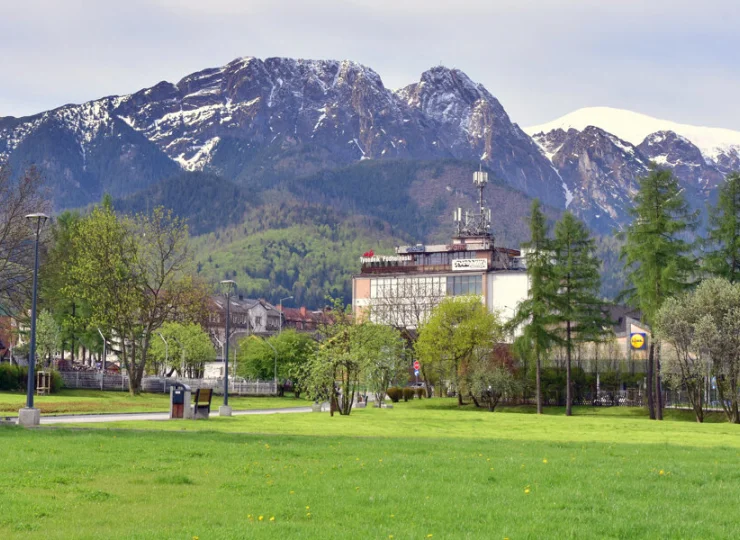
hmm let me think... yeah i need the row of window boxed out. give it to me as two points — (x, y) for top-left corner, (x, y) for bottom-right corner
(370, 276), (483, 298)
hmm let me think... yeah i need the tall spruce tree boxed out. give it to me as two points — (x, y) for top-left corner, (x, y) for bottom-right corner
(621, 166), (697, 420)
(508, 200), (558, 414)
(706, 172), (740, 282)
(553, 212), (606, 416)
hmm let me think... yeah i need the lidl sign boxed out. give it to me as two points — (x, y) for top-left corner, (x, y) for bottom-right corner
(630, 333), (647, 350)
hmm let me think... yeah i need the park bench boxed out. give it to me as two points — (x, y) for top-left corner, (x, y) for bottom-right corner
(192, 388), (213, 419)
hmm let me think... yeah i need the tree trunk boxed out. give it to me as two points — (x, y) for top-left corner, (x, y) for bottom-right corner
(647, 342), (656, 419)
(655, 341), (663, 421)
(536, 349), (543, 415)
(470, 394), (481, 408)
(566, 320), (573, 416)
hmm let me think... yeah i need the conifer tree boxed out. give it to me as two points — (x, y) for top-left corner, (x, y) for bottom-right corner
(508, 200), (558, 414)
(621, 167), (696, 420)
(552, 212), (606, 416)
(706, 172), (740, 282)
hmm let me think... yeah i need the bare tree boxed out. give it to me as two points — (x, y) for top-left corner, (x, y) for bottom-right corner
(368, 276), (447, 396)
(0, 165), (50, 311)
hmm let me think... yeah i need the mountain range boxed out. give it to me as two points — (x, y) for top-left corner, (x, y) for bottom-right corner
(2, 56), (739, 303)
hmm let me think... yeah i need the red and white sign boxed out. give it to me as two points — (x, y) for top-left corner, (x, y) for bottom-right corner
(413, 360), (420, 370)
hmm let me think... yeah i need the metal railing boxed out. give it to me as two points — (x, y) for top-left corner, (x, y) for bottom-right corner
(59, 371), (277, 395)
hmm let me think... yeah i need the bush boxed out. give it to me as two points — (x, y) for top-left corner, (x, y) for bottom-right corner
(415, 387), (424, 399)
(0, 364), (62, 392)
(0, 363), (21, 390)
(402, 388), (415, 402)
(386, 387), (402, 403)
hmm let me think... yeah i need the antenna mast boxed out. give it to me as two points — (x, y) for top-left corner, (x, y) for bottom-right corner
(453, 167), (492, 239)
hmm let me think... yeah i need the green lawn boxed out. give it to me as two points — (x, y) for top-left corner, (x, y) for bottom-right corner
(1, 400), (739, 539)
(0, 389), (307, 416)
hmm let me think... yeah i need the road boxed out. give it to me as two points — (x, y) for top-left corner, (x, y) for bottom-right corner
(5, 406), (312, 425)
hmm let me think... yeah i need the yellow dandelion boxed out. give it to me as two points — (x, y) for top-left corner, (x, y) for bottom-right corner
(379, 459), (383, 462)
(306, 506), (310, 510)
(258, 516), (264, 521)
(289, 490), (295, 494)
(193, 537), (199, 540)
(543, 459), (548, 464)
(389, 536), (394, 539)
(390, 514), (395, 518)
(524, 488), (531, 494)
(427, 535), (433, 538)
(659, 470), (665, 476)
(270, 517), (275, 522)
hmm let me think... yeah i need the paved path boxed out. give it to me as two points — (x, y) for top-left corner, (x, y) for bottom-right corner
(6, 406), (312, 425)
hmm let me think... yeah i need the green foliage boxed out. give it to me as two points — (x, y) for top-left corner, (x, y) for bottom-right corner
(416, 296), (504, 403)
(552, 211), (608, 415)
(621, 166), (697, 325)
(386, 387), (402, 403)
(36, 310), (62, 365)
(147, 322), (215, 378)
(237, 330), (317, 393)
(0, 364), (62, 392)
(191, 204), (402, 307)
(705, 172), (740, 282)
(508, 199), (560, 413)
(303, 299), (405, 415)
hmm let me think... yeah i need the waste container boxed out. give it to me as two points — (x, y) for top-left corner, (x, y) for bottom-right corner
(169, 383), (192, 419)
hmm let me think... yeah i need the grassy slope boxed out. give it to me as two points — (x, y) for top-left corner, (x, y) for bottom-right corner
(0, 390), (307, 415)
(1, 400), (738, 539)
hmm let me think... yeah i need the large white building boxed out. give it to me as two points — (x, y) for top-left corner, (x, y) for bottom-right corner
(352, 170), (529, 336)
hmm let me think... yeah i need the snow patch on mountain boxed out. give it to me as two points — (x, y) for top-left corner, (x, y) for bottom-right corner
(525, 107), (740, 163)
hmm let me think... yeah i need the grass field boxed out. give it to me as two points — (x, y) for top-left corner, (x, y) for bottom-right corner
(2, 399), (739, 538)
(0, 389), (307, 415)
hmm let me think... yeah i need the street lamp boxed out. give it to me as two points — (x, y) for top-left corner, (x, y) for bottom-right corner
(219, 280), (236, 416)
(157, 333), (169, 377)
(19, 213), (48, 427)
(279, 296), (293, 334)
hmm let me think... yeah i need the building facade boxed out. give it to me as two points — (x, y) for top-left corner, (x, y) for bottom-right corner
(352, 170), (529, 336)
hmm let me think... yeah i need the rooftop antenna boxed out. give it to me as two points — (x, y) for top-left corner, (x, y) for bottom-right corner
(453, 166), (492, 239)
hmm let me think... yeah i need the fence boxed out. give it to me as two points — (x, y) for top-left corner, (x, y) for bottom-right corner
(59, 371), (277, 395)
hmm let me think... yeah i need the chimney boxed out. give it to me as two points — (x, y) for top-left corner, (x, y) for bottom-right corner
(300, 306), (307, 317)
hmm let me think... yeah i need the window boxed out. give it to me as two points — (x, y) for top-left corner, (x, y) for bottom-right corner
(446, 275), (483, 296)
(255, 316), (262, 326)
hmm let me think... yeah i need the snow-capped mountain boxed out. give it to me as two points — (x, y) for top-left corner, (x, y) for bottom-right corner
(525, 107), (740, 172)
(526, 107), (739, 232)
(0, 57), (563, 209)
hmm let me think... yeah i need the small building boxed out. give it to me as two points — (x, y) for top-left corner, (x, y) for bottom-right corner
(207, 295), (281, 361)
(352, 169), (528, 338)
(280, 306), (332, 333)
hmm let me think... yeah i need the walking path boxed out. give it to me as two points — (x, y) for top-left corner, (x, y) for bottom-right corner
(6, 406), (312, 425)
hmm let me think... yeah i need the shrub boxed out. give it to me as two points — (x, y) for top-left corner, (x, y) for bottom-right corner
(402, 387), (415, 402)
(0, 363), (21, 391)
(386, 387), (402, 403)
(415, 387), (424, 399)
(50, 370), (64, 392)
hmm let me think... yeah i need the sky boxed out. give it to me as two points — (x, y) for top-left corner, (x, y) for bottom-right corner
(1, 0), (739, 130)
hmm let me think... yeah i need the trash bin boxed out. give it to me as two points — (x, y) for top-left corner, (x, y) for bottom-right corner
(169, 383), (192, 419)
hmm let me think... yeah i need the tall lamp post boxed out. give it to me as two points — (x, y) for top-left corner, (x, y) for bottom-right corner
(279, 296), (293, 334)
(19, 213), (48, 427)
(219, 280), (236, 416)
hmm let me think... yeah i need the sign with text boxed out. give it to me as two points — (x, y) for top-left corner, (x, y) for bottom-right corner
(630, 333), (647, 350)
(452, 258), (488, 271)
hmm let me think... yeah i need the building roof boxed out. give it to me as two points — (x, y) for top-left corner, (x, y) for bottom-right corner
(209, 296), (281, 317)
(280, 306), (332, 325)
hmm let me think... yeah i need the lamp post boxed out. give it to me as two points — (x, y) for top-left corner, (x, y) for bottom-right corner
(219, 280), (236, 416)
(157, 333), (169, 377)
(97, 327), (108, 374)
(19, 213), (48, 427)
(279, 296), (293, 334)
